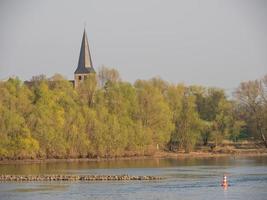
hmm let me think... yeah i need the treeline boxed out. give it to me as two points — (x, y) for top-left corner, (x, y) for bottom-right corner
(0, 67), (266, 159)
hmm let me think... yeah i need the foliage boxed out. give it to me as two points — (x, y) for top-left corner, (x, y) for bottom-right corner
(235, 75), (267, 147)
(0, 69), (265, 159)
(135, 80), (174, 148)
(169, 89), (203, 152)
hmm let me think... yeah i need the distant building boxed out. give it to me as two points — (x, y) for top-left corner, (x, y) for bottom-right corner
(74, 29), (95, 88)
(23, 29), (95, 88)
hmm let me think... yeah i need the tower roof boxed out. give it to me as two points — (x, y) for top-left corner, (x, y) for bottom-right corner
(74, 29), (95, 74)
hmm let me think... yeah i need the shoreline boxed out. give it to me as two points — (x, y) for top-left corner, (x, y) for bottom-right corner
(1, 151), (267, 164)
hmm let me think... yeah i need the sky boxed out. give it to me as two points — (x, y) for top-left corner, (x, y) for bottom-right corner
(0, 0), (266, 92)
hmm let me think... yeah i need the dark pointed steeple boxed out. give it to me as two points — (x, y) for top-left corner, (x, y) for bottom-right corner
(74, 29), (95, 74)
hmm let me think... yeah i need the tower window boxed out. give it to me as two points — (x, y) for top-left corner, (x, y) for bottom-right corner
(78, 76), (82, 80)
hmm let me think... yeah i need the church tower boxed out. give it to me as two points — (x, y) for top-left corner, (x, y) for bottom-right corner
(74, 29), (95, 88)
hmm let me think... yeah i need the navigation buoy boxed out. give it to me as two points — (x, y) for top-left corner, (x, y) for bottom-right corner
(221, 174), (229, 188)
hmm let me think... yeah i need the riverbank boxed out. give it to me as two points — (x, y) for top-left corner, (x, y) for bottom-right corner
(1, 140), (266, 164)
(1, 150), (267, 164)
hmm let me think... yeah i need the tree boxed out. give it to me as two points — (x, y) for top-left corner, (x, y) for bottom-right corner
(211, 99), (232, 146)
(98, 66), (121, 87)
(235, 75), (267, 147)
(169, 89), (202, 153)
(135, 80), (174, 148)
(0, 78), (39, 159)
(190, 86), (227, 145)
(28, 81), (67, 158)
(77, 73), (97, 107)
(0, 72), (264, 160)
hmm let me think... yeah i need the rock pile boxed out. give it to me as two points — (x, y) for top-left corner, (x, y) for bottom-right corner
(0, 175), (162, 181)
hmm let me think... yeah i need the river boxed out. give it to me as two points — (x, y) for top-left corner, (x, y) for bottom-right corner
(0, 156), (267, 200)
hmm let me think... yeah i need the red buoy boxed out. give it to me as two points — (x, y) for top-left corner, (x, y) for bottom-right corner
(221, 174), (228, 188)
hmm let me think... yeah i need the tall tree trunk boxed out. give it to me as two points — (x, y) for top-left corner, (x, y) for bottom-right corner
(260, 131), (267, 148)
(256, 118), (267, 148)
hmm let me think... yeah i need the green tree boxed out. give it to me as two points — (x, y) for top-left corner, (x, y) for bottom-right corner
(0, 78), (39, 158)
(169, 89), (202, 152)
(77, 73), (97, 107)
(135, 80), (174, 148)
(190, 86), (229, 145)
(28, 81), (67, 158)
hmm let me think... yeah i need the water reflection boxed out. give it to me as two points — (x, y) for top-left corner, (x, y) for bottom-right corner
(1, 156), (266, 175)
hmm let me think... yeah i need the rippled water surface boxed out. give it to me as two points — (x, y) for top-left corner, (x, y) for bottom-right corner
(0, 156), (267, 200)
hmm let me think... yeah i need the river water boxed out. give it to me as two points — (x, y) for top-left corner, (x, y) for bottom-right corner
(0, 156), (267, 200)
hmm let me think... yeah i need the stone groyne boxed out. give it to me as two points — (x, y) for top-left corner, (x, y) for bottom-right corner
(0, 175), (162, 182)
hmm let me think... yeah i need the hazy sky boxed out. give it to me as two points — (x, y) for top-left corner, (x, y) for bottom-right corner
(0, 0), (266, 91)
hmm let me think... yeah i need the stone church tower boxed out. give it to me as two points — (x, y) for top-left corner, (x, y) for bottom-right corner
(74, 29), (95, 88)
